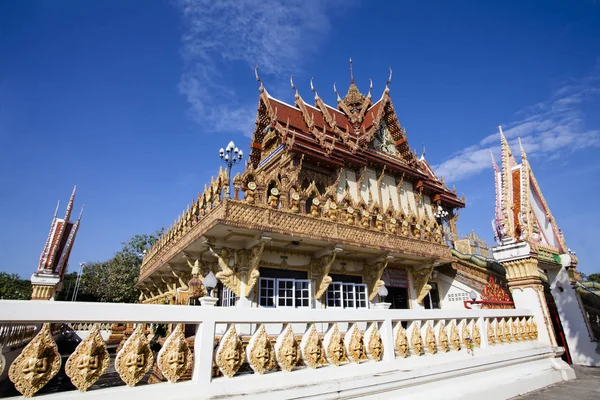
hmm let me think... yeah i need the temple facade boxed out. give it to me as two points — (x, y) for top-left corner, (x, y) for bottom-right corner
(491, 128), (600, 366)
(137, 65), (510, 313)
(30, 186), (83, 300)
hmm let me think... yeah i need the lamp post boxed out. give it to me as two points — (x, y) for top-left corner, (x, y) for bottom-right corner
(219, 141), (243, 198)
(200, 271), (219, 307)
(71, 262), (85, 302)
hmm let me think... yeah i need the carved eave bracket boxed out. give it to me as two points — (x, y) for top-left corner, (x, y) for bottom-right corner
(366, 256), (391, 301)
(412, 264), (435, 304)
(243, 239), (269, 297)
(210, 247), (242, 297)
(314, 248), (342, 300)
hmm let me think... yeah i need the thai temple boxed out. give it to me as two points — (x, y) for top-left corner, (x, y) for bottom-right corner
(2, 63), (599, 399)
(137, 64), (512, 314)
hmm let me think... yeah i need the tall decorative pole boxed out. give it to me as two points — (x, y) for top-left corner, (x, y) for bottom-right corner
(219, 141), (243, 198)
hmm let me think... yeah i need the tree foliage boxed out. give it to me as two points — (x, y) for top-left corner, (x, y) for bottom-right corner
(582, 272), (600, 283)
(78, 230), (163, 303)
(0, 272), (32, 300)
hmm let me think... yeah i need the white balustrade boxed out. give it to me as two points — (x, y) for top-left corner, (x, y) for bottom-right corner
(0, 300), (566, 400)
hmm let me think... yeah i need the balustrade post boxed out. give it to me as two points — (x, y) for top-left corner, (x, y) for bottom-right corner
(479, 317), (489, 348)
(380, 318), (395, 362)
(192, 320), (216, 385)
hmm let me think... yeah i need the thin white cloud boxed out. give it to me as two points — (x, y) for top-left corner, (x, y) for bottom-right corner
(434, 63), (600, 183)
(177, 0), (339, 135)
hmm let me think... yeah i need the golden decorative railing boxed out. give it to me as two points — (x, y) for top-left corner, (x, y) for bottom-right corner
(0, 323), (37, 348)
(0, 300), (547, 399)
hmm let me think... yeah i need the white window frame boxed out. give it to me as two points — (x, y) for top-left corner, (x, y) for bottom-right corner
(221, 286), (238, 307)
(258, 277), (276, 308)
(326, 282), (368, 309)
(258, 277), (312, 308)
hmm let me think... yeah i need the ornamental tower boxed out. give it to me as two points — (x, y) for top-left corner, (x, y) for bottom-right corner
(31, 186), (83, 300)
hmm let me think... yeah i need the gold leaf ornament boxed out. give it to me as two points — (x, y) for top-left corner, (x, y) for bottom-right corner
(324, 323), (346, 366)
(65, 324), (110, 392)
(247, 325), (275, 375)
(411, 323), (424, 356)
(157, 324), (193, 383)
(425, 323), (437, 354)
(438, 324), (450, 353)
(275, 324), (300, 372)
(8, 324), (61, 398)
(394, 323), (409, 358)
(114, 324), (153, 387)
(215, 325), (245, 378)
(344, 324), (366, 363)
(301, 324), (326, 369)
(364, 322), (384, 361)
(487, 320), (496, 345)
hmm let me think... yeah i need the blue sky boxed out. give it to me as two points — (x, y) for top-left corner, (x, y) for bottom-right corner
(1, 0), (599, 277)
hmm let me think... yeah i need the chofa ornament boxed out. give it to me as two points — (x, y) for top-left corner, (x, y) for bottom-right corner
(8, 324), (61, 398)
(216, 325), (245, 378)
(114, 324), (153, 387)
(65, 324), (110, 392)
(157, 324), (193, 383)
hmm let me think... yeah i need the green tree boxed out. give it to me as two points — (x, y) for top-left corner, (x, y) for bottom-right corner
(0, 272), (32, 300)
(79, 230), (163, 303)
(586, 273), (600, 283)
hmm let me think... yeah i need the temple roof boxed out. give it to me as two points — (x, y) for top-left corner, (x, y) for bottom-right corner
(250, 65), (464, 208)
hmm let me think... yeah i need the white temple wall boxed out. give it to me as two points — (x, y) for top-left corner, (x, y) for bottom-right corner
(345, 169), (359, 202)
(529, 188), (558, 248)
(401, 181), (416, 214)
(547, 261), (600, 366)
(437, 273), (480, 310)
(423, 195), (433, 219)
(336, 168), (347, 201)
(364, 168), (380, 205)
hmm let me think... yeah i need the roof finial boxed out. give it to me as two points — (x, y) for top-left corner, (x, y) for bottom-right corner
(64, 185), (77, 222)
(77, 205), (85, 221)
(349, 57), (354, 83)
(53, 200), (60, 218)
(333, 82), (342, 102)
(290, 74), (299, 99)
(310, 77), (318, 98)
(255, 65), (264, 92)
(421, 144), (426, 159)
(386, 66), (393, 89)
(367, 78), (373, 98)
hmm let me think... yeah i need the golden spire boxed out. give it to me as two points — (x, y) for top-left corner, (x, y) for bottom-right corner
(349, 57), (354, 83)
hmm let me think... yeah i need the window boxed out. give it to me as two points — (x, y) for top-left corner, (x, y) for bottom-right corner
(221, 286), (237, 307)
(447, 292), (469, 302)
(326, 282), (368, 309)
(258, 277), (311, 308)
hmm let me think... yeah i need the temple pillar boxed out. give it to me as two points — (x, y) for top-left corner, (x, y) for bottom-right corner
(493, 241), (555, 346)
